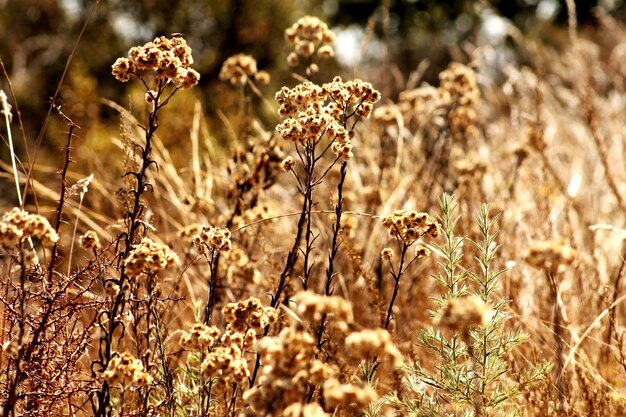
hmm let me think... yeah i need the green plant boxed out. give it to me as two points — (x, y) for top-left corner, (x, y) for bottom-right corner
(385, 195), (545, 417)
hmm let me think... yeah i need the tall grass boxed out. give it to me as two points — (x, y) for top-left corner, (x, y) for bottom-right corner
(2, 8), (626, 417)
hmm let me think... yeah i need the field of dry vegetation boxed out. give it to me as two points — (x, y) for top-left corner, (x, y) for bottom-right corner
(3, 2), (626, 416)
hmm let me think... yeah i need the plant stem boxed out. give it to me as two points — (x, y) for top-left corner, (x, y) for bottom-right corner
(93, 85), (164, 417)
(384, 243), (409, 329)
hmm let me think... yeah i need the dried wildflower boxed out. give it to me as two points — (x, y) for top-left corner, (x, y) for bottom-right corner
(345, 328), (403, 368)
(287, 52), (300, 67)
(317, 45), (334, 58)
(145, 89), (157, 104)
(111, 58), (135, 82)
(436, 295), (494, 332)
(178, 223), (202, 239)
(219, 54), (270, 87)
(103, 352), (152, 387)
(1, 208), (58, 246)
(323, 378), (378, 408)
(438, 62), (480, 139)
(281, 155), (295, 171)
(415, 245), (430, 258)
(173, 67), (200, 89)
(373, 103), (401, 124)
(245, 327), (335, 415)
(112, 35), (199, 88)
(331, 140), (353, 160)
(382, 209), (439, 244)
(525, 239), (577, 271)
(0, 221), (22, 248)
(104, 280), (120, 297)
(79, 230), (101, 250)
(285, 16), (335, 66)
(201, 344), (249, 385)
(275, 77), (380, 159)
(192, 224), (232, 253)
(398, 83), (441, 126)
(306, 63), (320, 78)
(221, 297), (278, 332)
(124, 237), (178, 279)
(381, 247), (394, 261)
(255, 70), (270, 85)
(292, 291), (353, 331)
(179, 323), (220, 351)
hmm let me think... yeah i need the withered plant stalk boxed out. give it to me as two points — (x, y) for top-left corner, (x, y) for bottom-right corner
(92, 80), (173, 417)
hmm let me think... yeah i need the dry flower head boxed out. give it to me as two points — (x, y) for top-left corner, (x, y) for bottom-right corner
(345, 328), (403, 368)
(192, 225), (232, 253)
(525, 239), (577, 270)
(219, 53), (270, 87)
(112, 35), (200, 88)
(1, 208), (58, 247)
(103, 351), (152, 387)
(275, 77), (380, 160)
(284, 15), (335, 69)
(436, 295), (494, 332)
(79, 230), (101, 250)
(382, 210), (439, 244)
(124, 237), (179, 279)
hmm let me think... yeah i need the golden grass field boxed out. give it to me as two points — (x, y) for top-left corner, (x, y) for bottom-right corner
(2, 3), (626, 416)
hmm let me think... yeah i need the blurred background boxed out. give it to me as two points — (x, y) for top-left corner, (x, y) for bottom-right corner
(0, 0), (625, 186)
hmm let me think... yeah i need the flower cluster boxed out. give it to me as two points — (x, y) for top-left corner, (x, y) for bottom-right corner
(281, 156), (295, 171)
(323, 378), (377, 408)
(398, 83), (441, 126)
(79, 230), (101, 250)
(201, 343), (249, 385)
(292, 291), (353, 332)
(124, 237), (179, 279)
(180, 322), (255, 385)
(285, 15), (335, 74)
(275, 77), (380, 160)
(179, 323), (220, 351)
(219, 54), (270, 87)
(0, 208), (58, 247)
(112, 35), (200, 89)
(103, 352), (152, 387)
(525, 239), (577, 271)
(222, 297), (278, 332)
(373, 103), (402, 125)
(436, 295), (493, 333)
(243, 326), (335, 416)
(382, 210), (439, 244)
(381, 247), (394, 261)
(438, 62), (480, 139)
(192, 225), (232, 254)
(345, 328), (403, 369)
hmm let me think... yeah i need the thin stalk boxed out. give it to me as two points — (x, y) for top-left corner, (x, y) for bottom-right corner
(47, 107), (78, 287)
(204, 251), (220, 324)
(384, 243), (409, 329)
(0, 91), (38, 262)
(315, 160), (348, 349)
(545, 268), (566, 403)
(66, 181), (91, 276)
(3, 250), (27, 417)
(301, 148), (316, 290)
(93, 83), (165, 417)
(249, 145), (316, 387)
